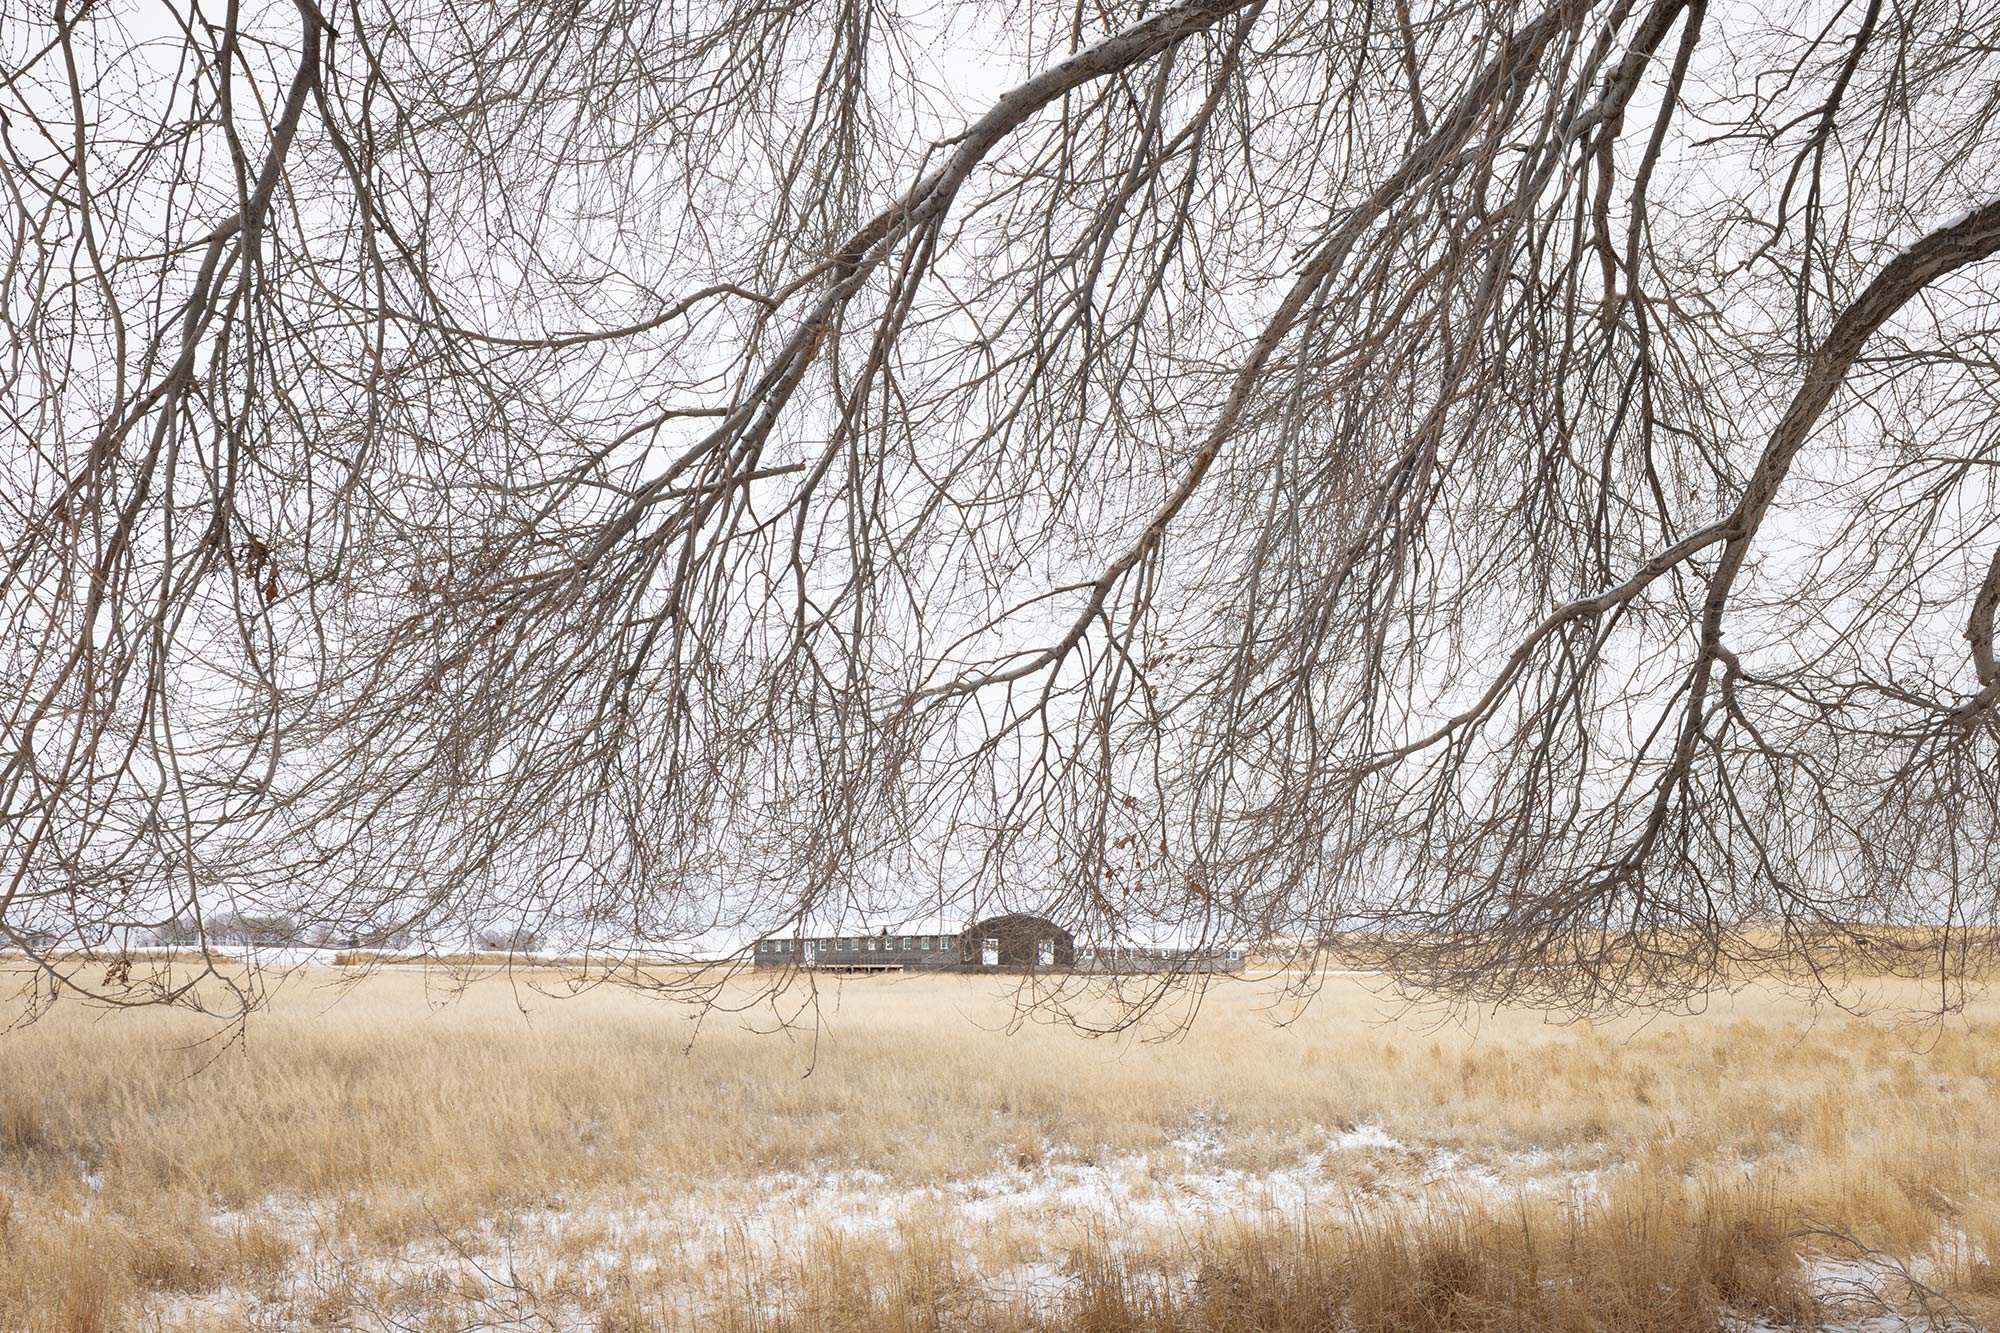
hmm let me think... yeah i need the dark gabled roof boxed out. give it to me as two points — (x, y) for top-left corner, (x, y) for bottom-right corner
(966, 913), (1071, 938)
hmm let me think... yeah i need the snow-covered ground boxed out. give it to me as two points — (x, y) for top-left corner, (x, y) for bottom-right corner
(144, 1119), (1981, 1330)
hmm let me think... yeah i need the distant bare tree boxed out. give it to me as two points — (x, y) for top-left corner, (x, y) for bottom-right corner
(4, 0), (1999, 1019)
(473, 923), (540, 954)
(153, 911), (299, 949)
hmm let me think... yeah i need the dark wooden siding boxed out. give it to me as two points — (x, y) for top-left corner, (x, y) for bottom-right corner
(751, 932), (961, 969)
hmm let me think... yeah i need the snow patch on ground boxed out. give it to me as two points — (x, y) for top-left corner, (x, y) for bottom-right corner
(1328, 1122), (1404, 1152)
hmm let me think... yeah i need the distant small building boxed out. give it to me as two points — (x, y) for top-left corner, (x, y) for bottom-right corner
(753, 914), (1074, 972)
(753, 914), (1262, 974)
(1075, 943), (1245, 975)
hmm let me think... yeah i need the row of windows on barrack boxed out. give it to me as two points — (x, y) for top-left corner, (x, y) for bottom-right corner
(753, 934), (960, 954)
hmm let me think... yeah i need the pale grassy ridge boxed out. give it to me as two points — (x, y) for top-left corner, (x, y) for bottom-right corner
(0, 965), (1995, 1330)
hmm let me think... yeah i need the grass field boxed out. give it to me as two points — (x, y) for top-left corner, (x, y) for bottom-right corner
(0, 961), (1995, 1331)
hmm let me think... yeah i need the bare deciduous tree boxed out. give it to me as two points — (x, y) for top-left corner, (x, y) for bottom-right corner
(4, 0), (1999, 1019)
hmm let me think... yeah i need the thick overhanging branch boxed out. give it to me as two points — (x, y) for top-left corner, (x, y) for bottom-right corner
(1369, 197), (2000, 776)
(910, 0), (1590, 705)
(568, 0), (1266, 580)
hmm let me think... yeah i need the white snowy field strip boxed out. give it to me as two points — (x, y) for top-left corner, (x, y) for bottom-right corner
(148, 1123), (1979, 1329)
(141, 1124), (1586, 1324)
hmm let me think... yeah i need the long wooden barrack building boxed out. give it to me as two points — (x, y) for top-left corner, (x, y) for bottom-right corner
(751, 914), (1242, 974)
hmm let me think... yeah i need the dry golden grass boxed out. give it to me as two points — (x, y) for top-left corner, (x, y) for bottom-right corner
(0, 963), (1994, 1330)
